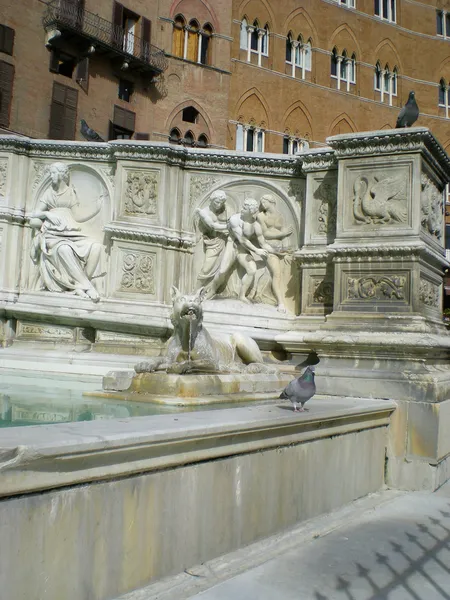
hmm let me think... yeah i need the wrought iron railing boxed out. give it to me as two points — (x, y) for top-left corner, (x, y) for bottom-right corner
(43, 0), (168, 73)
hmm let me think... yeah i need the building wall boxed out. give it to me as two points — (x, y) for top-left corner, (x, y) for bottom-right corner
(1, 0), (450, 153)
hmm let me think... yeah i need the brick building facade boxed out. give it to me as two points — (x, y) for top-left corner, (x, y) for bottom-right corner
(1, 0), (450, 153)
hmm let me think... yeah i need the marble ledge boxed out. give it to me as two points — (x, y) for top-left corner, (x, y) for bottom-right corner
(0, 397), (395, 498)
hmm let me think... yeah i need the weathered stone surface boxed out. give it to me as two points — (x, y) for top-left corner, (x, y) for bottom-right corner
(0, 399), (392, 600)
(102, 370), (134, 391)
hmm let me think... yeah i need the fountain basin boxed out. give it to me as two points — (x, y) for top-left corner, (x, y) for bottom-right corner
(98, 371), (293, 405)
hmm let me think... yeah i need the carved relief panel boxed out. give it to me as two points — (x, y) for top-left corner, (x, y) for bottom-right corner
(339, 269), (410, 310)
(420, 172), (443, 243)
(123, 169), (159, 217)
(111, 242), (159, 300)
(302, 269), (334, 315)
(27, 163), (111, 301)
(0, 159), (7, 202)
(307, 171), (337, 243)
(340, 161), (413, 237)
(191, 181), (298, 313)
(419, 278), (441, 309)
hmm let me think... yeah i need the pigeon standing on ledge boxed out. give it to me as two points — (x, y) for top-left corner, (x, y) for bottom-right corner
(80, 119), (105, 142)
(395, 91), (419, 128)
(280, 365), (316, 412)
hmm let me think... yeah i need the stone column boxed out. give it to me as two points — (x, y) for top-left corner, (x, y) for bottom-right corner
(279, 128), (450, 491)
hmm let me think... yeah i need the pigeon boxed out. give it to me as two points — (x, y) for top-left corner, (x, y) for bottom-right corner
(280, 365), (316, 412)
(395, 91), (419, 128)
(80, 119), (105, 142)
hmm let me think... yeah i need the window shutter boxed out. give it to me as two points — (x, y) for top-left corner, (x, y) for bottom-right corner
(49, 82), (78, 140)
(135, 132), (149, 140)
(76, 57), (89, 92)
(64, 86), (78, 139)
(0, 60), (14, 127)
(0, 25), (15, 55)
(141, 17), (151, 61)
(112, 2), (124, 47)
(113, 105), (135, 132)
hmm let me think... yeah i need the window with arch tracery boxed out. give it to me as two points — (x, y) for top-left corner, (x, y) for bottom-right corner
(285, 33), (312, 79)
(282, 135), (309, 154)
(439, 78), (450, 118)
(331, 48), (356, 90)
(172, 15), (214, 66)
(240, 18), (269, 65)
(374, 63), (398, 105)
(169, 128), (181, 143)
(235, 123), (265, 152)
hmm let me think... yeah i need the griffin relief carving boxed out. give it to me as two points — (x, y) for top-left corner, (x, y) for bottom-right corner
(352, 174), (407, 225)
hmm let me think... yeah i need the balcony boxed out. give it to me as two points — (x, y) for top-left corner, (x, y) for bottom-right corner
(42, 0), (168, 76)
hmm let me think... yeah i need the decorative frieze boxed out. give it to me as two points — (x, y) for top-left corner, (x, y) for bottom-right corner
(420, 173), (443, 241)
(16, 321), (75, 341)
(419, 279), (440, 308)
(124, 170), (158, 215)
(347, 275), (406, 301)
(104, 223), (194, 249)
(119, 251), (156, 294)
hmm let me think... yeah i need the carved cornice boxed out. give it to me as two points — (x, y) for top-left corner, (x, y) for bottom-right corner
(327, 127), (450, 181)
(0, 207), (26, 224)
(0, 136), (113, 161)
(104, 222), (194, 250)
(301, 149), (337, 173)
(294, 249), (330, 264)
(328, 243), (449, 267)
(0, 137), (299, 177)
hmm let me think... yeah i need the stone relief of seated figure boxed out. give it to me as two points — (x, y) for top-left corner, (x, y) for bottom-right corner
(27, 162), (106, 302)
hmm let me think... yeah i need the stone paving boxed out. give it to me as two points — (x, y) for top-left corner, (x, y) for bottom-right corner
(123, 482), (450, 600)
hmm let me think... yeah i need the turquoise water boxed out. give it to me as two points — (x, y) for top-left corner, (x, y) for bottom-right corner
(0, 373), (260, 428)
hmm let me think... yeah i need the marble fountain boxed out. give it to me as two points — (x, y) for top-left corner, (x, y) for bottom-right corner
(0, 128), (449, 600)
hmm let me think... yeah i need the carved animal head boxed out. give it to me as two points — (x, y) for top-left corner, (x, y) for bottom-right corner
(170, 286), (206, 329)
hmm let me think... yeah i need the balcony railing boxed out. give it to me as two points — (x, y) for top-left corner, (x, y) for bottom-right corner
(43, 0), (168, 74)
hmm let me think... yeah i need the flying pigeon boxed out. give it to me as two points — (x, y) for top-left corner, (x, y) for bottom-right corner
(80, 119), (105, 142)
(280, 365), (316, 412)
(395, 91), (419, 128)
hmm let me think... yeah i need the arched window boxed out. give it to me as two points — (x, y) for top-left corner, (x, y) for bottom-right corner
(198, 134), (208, 147)
(340, 51), (348, 80)
(331, 48), (338, 77)
(169, 128), (181, 143)
(200, 23), (213, 65)
(182, 106), (199, 123)
(172, 15), (185, 57)
(439, 78), (450, 118)
(286, 33), (293, 63)
(250, 20), (259, 51)
(295, 35), (303, 67)
(240, 18), (248, 49)
(374, 62), (397, 106)
(304, 39), (312, 71)
(261, 24), (269, 55)
(184, 130), (195, 146)
(186, 19), (199, 62)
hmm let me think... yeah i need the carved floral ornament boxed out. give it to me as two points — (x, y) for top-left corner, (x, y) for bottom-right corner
(419, 279), (440, 308)
(313, 176), (337, 235)
(119, 251), (155, 294)
(189, 174), (222, 208)
(347, 275), (406, 301)
(352, 172), (408, 226)
(0, 159), (7, 197)
(124, 170), (158, 215)
(420, 173), (443, 240)
(312, 278), (334, 305)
